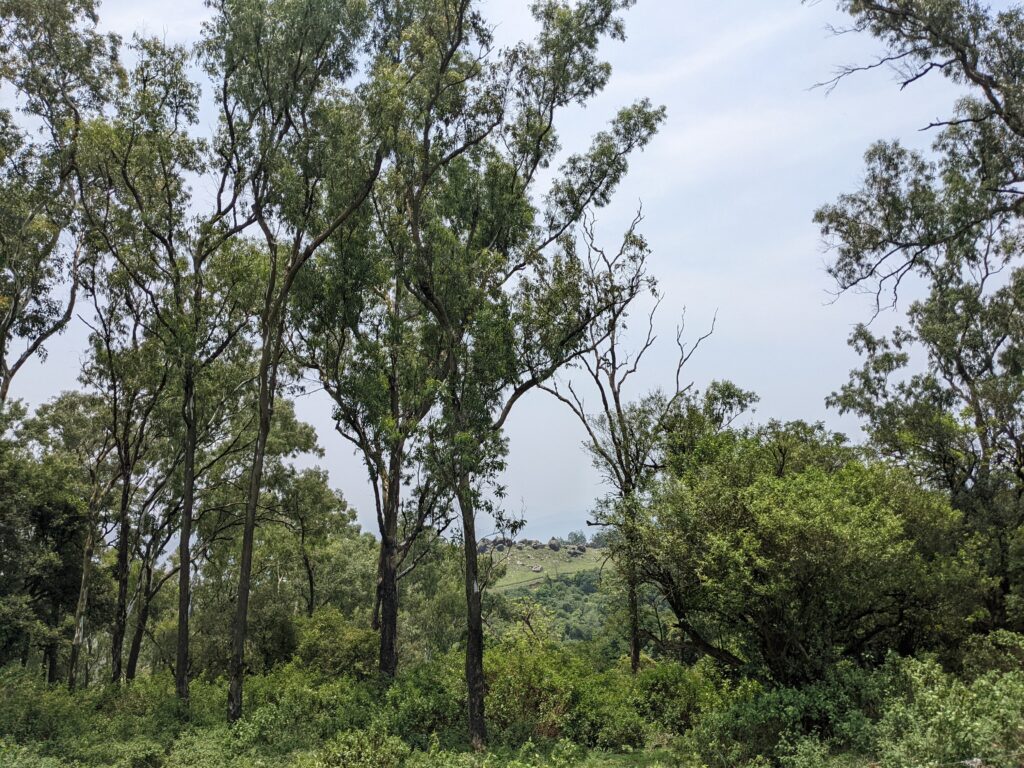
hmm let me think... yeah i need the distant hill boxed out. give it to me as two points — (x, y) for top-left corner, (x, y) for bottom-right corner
(490, 542), (609, 591)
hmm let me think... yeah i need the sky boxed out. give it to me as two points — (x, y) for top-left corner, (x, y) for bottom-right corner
(9, 0), (971, 540)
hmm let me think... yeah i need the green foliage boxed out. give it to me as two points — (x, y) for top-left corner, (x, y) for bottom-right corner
(295, 607), (378, 681)
(234, 664), (377, 754)
(962, 630), (1024, 680)
(484, 624), (645, 750)
(874, 658), (1024, 768)
(297, 726), (410, 768)
(643, 419), (973, 684)
(633, 661), (715, 734)
(384, 653), (466, 749)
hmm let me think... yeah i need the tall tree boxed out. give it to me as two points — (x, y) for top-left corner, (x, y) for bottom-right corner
(75, 27), (278, 705)
(291, 230), (452, 678)
(819, 0), (1024, 631)
(79, 265), (175, 683)
(203, 0), (389, 722)
(368, 0), (664, 744)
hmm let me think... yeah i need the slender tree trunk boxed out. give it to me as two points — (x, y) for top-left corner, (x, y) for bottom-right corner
(45, 643), (58, 684)
(126, 572), (153, 681)
(68, 524), (95, 690)
(457, 479), (486, 750)
(627, 576), (641, 673)
(301, 545), (316, 618)
(377, 461), (402, 678)
(83, 638), (91, 688)
(176, 367), (197, 706)
(228, 339), (276, 723)
(378, 538), (400, 677)
(111, 483), (132, 683)
(622, 490), (641, 674)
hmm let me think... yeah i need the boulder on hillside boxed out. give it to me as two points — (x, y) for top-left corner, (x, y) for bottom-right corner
(548, 538), (560, 551)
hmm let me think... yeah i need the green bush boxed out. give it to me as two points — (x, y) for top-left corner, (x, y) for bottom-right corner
(233, 663), (378, 754)
(562, 667), (645, 749)
(0, 738), (68, 768)
(634, 660), (713, 734)
(295, 607), (379, 681)
(484, 628), (647, 749)
(962, 630), (1024, 680)
(874, 657), (1024, 768)
(295, 726), (410, 768)
(385, 653), (466, 749)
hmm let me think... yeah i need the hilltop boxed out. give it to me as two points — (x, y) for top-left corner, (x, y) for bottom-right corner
(479, 537), (610, 591)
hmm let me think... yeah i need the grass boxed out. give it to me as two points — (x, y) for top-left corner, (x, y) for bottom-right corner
(491, 545), (609, 591)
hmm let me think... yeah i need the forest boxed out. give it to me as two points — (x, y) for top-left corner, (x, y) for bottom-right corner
(1, 0), (1024, 766)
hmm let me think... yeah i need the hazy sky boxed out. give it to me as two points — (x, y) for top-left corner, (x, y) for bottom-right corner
(10, 1), (969, 539)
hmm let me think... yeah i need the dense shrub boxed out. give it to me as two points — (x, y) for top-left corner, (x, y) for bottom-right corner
(295, 726), (410, 768)
(484, 628), (646, 749)
(874, 658), (1024, 768)
(961, 630), (1024, 680)
(385, 653), (466, 749)
(234, 664), (378, 753)
(295, 607), (378, 681)
(633, 660), (715, 734)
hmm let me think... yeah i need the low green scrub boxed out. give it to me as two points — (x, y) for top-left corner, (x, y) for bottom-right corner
(3, 633), (1024, 768)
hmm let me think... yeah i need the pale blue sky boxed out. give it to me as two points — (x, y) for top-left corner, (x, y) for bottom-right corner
(11, 1), (970, 539)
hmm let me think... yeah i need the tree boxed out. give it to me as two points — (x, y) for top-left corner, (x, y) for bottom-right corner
(25, 391), (118, 689)
(819, 0), (1024, 631)
(200, 0), (389, 721)
(79, 264), (176, 684)
(290, 203), (452, 678)
(374, 0), (663, 742)
(541, 214), (712, 673)
(0, 404), (92, 681)
(74, 29), (266, 705)
(642, 416), (973, 684)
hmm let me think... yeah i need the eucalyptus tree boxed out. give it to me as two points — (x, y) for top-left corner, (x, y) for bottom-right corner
(74, 26), (279, 705)
(364, 0), (665, 744)
(540, 214), (713, 673)
(0, 0), (119, 404)
(198, 0), (400, 721)
(290, 223), (453, 678)
(819, 0), (1024, 630)
(79, 264), (178, 684)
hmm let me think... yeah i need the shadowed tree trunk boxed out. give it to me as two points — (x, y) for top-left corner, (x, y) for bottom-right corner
(68, 526), (95, 690)
(125, 563), (154, 682)
(176, 367), (197, 705)
(456, 480), (486, 750)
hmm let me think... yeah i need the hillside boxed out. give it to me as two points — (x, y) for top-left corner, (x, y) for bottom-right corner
(491, 543), (609, 591)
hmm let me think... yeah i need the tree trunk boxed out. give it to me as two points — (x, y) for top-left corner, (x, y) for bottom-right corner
(176, 367), (197, 706)
(68, 524), (95, 690)
(45, 642), (58, 684)
(111, 483), (132, 683)
(228, 340), (276, 723)
(126, 558), (155, 682)
(125, 579), (152, 682)
(457, 480), (486, 750)
(627, 575), (641, 674)
(377, 459), (403, 677)
(377, 539), (399, 677)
